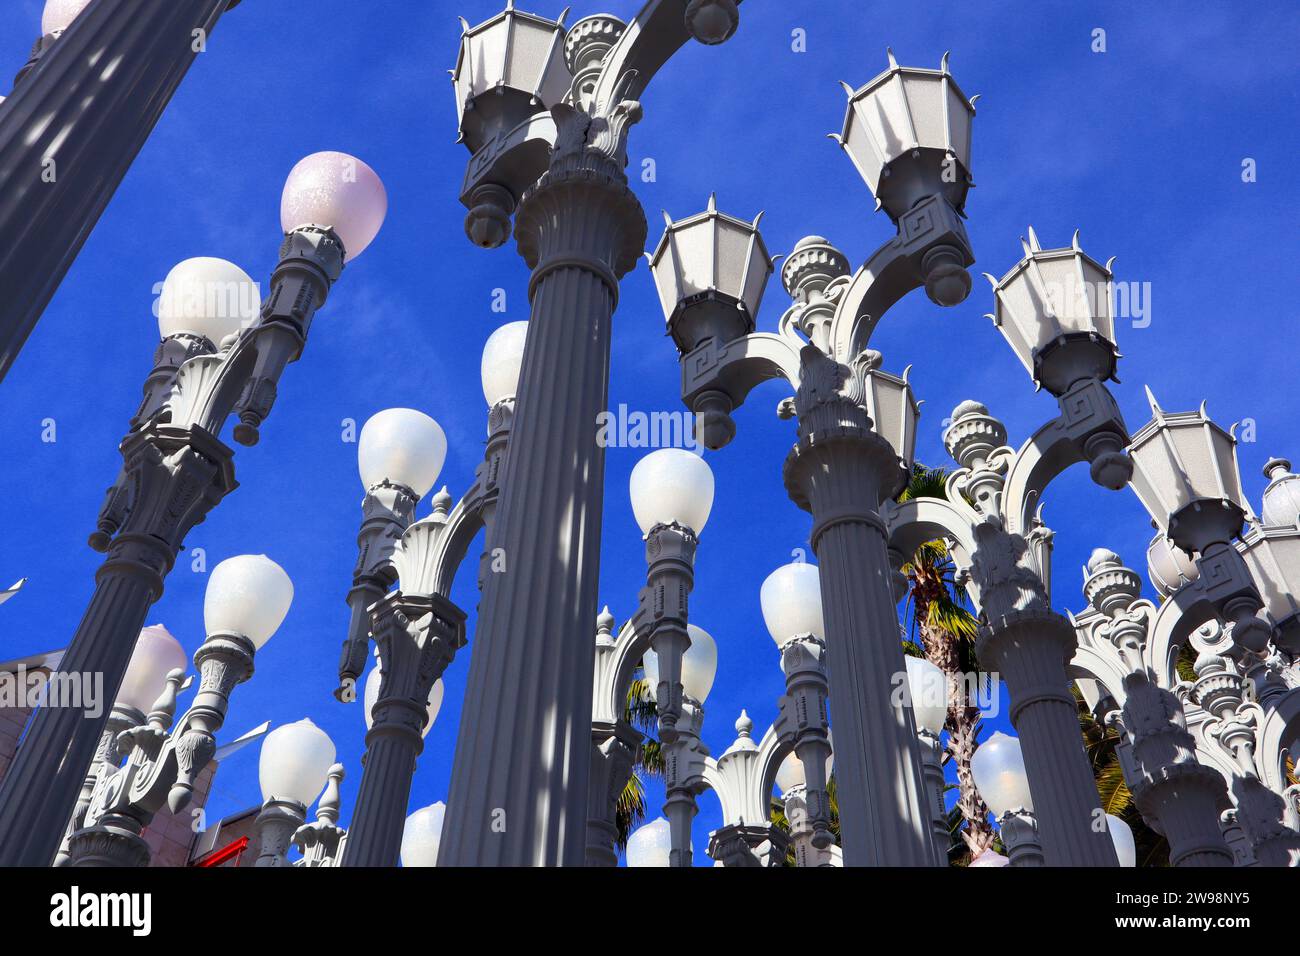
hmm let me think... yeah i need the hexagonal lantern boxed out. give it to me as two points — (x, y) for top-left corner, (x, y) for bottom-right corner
(452, 1), (572, 155)
(648, 194), (773, 353)
(832, 50), (976, 223)
(860, 350), (920, 474)
(1127, 389), (1247, 554)
(1239, 522), (1300, 654)
(984, 229), (1119, 396)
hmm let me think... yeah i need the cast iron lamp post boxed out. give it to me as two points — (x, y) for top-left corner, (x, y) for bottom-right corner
(0, 150), (386, 866)
(336, 323), (526, 868)
(760, 562), (834, 853)
(440, 0), (747, 866)
(56, 624), (189, 864)
(774, 746), (839, 867)
(651, 51), (977, 867)
(970, 731), (1043, 867)
(63, 554), (293, 866)
(0, 0), (246, 383)
(253, 718), (337, 867)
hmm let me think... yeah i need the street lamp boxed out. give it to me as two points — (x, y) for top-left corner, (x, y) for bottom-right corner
(971, 731), (1042, 867)
(64, 554), (291, 866)
(626, 817), (673, 868)
(1127, 390), (1272, 652)
(400, 802), (447, 868)
(906, 655), (950, 859)
(337, 407), (448, 694)
(480, 321), (529, 408)
(439, 0), (743, 868)
(646, 194), (773, 354)
(0, 147), (384, 866)
(629, 448), (714, 743)
(254, 718), (336, 867)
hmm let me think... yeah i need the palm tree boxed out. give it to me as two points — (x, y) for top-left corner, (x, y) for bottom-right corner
(897, 463), (996, 862)
(614, 674), (665, 848)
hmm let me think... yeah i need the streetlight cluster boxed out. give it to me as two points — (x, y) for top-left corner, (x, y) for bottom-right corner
(0, 0), (1296, 871)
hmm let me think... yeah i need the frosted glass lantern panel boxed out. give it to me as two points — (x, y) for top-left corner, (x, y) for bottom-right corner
(357, 408), (447, 498)
(627, 449), (715, 534)
(258, 719), (336, 807)
(116, 625), (188, 713)
(280, 152), (387, 260)
(759, 562), (825, 644)
(203, 555), (293, 648)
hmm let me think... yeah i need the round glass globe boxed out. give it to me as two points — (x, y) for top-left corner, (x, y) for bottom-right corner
(364, 665), (443, 738)
(400, 802), (446, 867)
(280, 151), (387, 260)
(480, 321), (528, 407)
(642, 624), (717, 703)
(971, 731), (1033, 817)
(203, 554), (293, 648)
(1107, 813), (1136, 867)
(115, 624), (187, 713)
(43, 0), (92, 34)
(759, 562), (824, 644)
(357, 408), (447, 498)
(627, 448), (715, 534)
(969, 848), (1010, 867)
(625, 817), (671, 867)
(774, 733), (834, 795)
(157, 257), (259, 342)
(905, 655), (947, 736)
(258, 718), (336, 807)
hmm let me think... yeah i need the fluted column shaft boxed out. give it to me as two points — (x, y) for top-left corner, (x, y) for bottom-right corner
(784, 422), (935, 867)
(0, 426), (234, 865)
(0, 0), (237, 382)
(918, 730), (950, 861)
(979, 611), (1117, 865)
(438, 127), (645, 866)
(343, 592), (464, 867)
(1121, 673), (1233, 867)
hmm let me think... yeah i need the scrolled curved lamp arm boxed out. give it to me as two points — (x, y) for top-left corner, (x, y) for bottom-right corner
(827, 194), (975, 362)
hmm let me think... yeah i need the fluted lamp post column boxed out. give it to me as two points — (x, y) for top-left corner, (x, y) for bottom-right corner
(646, 624), (717, 867)
(0, 151), (385, 866)
(440, 6), (651, 866)
(0, 0), (244, 382)
(253, 719), (336, 868)
(971, 732), (1043, 867)
(68, 554), (293, 866)
(55, 623), (188, 864)
(775, 749), (836, 867)
(761, 562), (834, 852)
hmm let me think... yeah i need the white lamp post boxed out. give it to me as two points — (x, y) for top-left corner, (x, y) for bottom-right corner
(254, 718), (336, 867)
(971, 731), (1042, 867)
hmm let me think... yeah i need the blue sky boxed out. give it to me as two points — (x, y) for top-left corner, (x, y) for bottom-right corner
(0, 0), (1296, 864)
